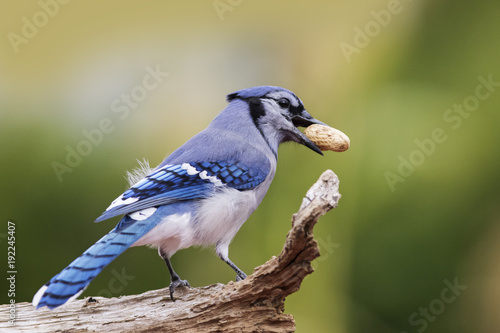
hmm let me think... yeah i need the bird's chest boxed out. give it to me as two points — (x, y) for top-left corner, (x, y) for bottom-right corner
(191, 173), (274, 246)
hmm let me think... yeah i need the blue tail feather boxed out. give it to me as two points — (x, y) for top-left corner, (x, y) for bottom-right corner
(33, 218), (156, 309)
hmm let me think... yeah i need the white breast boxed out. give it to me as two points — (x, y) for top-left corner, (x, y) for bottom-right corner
(192, 184), (263, 247)
(191, 158), (277, 248)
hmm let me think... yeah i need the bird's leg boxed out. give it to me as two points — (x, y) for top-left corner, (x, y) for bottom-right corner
(159, 248), (190, 301)
(216, 242), (247, 281)
(222, 256), (248, 281)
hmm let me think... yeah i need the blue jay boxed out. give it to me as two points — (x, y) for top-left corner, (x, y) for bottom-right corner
(33, 86), (327, 309)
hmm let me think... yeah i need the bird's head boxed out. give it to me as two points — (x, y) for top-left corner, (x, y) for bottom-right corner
(227, 86), (326, 155)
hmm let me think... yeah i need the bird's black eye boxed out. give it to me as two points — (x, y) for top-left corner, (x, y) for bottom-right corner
(277, 98), (290, 108)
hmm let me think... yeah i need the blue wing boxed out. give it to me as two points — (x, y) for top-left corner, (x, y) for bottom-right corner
(95, 161), (268, 222)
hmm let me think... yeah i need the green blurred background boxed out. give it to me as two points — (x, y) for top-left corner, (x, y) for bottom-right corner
(1, 1), (500, 332)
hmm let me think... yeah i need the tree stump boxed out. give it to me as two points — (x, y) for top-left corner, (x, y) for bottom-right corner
(1, 170), (341, 332)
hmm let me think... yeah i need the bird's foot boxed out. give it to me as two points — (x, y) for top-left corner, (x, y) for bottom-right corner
(168, 278), (190, 302)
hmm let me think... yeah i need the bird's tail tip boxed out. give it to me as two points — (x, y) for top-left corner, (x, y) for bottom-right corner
(32, 280), (87, 310)
(32, 284), (49, 309)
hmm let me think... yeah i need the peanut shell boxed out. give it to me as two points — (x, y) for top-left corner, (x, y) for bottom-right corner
(304, 124), (350, 152)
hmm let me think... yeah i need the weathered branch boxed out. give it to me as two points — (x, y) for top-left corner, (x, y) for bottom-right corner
(1, 170), (341, 332)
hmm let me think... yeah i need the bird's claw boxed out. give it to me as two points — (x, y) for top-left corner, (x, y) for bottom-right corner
(168, 278), (190, 302)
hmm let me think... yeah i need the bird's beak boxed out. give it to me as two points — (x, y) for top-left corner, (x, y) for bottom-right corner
(291, 112), (327, 156)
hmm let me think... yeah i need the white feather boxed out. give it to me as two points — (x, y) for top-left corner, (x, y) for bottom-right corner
(126, 159), (155, 187)
(132, 212), (194, 255)
(192, 186), (262, 246)
(129, 207), (157, 221)
(106, 194), (139, 210)
(198, 170), (223, 187)
(32, 284), (87, 308)
(67, 287), (87, 303)
(32, 285), (48, 307)
(181, 163), (200, 175)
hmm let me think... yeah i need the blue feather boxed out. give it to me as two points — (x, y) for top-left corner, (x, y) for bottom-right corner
(226, 86), (295, 101)
(95, 162), (267, 222)
(34, 216), (156, 309)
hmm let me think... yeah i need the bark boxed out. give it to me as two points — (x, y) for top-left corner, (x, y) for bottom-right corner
(1, 170), (341, 333)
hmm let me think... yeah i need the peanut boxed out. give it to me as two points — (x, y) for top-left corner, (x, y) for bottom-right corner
(304, 124), (350, 152)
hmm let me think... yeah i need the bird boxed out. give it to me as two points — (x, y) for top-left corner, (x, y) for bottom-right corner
(33, 85), (328, 309)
